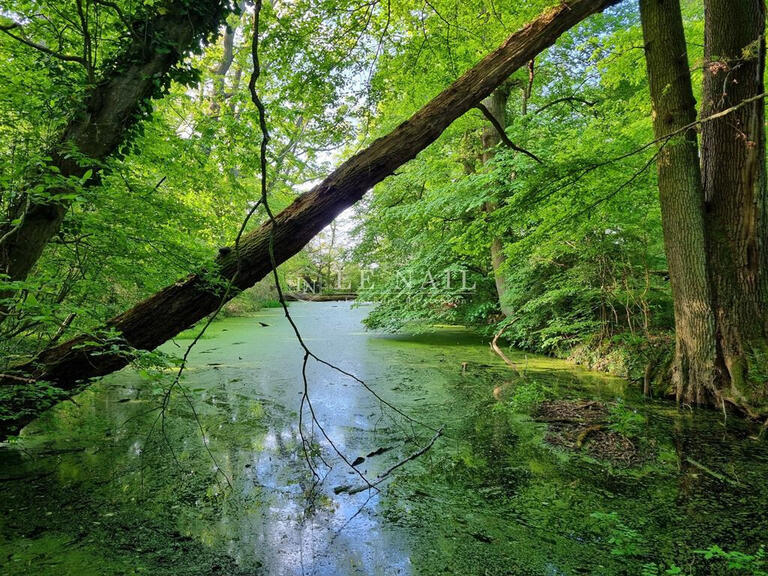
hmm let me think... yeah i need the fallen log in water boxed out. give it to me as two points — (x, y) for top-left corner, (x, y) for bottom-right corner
(0, 0), (622, 440)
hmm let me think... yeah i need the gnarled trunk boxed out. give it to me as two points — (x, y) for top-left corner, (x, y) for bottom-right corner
(0, 0), (621, 439)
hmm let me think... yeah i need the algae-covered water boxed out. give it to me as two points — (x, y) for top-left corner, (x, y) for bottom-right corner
(1, 302), (767, 575)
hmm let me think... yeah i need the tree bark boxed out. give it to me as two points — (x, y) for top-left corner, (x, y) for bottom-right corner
(209, 0), (246, 115)
(481, 85), (514, 317)
(0, 0), (233, 285)
(0, 0), (621, 440)
(638, 0), (718, 404)
(701, 0), (768, 410)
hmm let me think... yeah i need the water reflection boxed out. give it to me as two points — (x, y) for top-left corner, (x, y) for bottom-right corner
(1, 302), (767, 575)
(0, 303), (425, 574)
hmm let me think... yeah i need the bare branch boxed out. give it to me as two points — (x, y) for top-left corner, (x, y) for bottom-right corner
(336, 426), (444, 495)
(534, 96), (597, 114)
(92, 0), (131, 29)
(476, 102), (544, 164)
(0, 25), (87, 65)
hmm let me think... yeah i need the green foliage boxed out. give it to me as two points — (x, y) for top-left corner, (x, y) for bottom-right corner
(697, 545), (768, 575)
(0, 0), (385, 365)
(351, 2), (677, 365)
(591, 510), (768, 576)
(640, 563), (685, 575)
(507, 379), (548, 414)
(0, 381), (68, 432)
(608, 398), (646, 437)
(590, 510), (644, 555)
(0, 0), (689, 381)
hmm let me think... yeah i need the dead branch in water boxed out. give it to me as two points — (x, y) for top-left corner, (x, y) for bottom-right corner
(491, 323), (524, 378)
(685, 457), (743, 487)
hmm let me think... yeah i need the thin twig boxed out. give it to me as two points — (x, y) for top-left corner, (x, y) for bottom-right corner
(338, 426), (444, 495)
(519, 91), (768, 213)
(248, 0), (441, 488)
(534, 96), (596, 115)
(475, 103), (544, 164)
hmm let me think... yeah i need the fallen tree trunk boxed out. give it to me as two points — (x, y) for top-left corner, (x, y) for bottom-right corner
(0, 0), (233, 284)
(0, 0), (620, 439)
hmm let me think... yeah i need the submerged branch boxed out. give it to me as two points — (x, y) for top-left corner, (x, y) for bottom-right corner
(491, 323), (524, 378)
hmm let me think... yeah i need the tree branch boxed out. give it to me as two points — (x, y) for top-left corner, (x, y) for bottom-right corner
(92, 0), (132, 29)
(335, 427), (444, 495)
(0, 25), (87, 65)
(534, 96), (597, 114)
(476, 102), (544, 164)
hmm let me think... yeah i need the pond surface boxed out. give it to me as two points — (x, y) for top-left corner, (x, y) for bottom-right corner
(1, 301), (767, 575)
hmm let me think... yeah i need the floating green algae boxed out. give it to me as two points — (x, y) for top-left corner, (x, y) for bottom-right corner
(1, 303), (766, 575)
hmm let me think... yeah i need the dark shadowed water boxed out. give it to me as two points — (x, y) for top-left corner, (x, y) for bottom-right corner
(1, 302), (767, 575)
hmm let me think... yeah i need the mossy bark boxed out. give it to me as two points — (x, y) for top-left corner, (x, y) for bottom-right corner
(0, 0), (232, 285)
(639, 0), (719, 404)
(701, 0), (768, 412)
(642, 0), (767, 414)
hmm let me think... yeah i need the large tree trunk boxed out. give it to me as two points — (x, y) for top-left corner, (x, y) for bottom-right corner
(638, 0), (718, 403)
(0, 0), (621, 439)
(701, 0), (768, 411)
(481, 85), (514, 317)
(0, 0), (233, 285)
